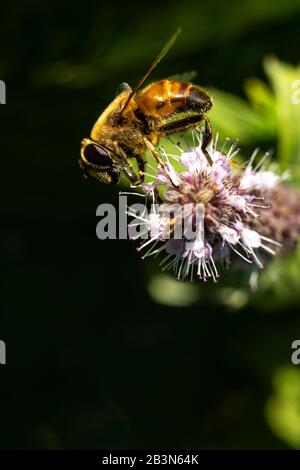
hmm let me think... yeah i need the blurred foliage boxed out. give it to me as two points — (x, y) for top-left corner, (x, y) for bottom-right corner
(253, 242), (300, 312)
(147, 274), (200, 307)
(1, 0), (300, 452)
(209, 57), (300, 169)
(266, 367), (300, 448)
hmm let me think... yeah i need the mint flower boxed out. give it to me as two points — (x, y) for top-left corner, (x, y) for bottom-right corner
(129, 131), (298, 282)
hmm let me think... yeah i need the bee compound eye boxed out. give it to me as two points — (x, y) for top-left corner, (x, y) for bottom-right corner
(84, 144), (112, 168)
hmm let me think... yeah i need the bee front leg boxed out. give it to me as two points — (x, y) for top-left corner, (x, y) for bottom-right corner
(136, 155), (145, 183)
(122, 165), (141, 186)
(113, 142), (141, 186)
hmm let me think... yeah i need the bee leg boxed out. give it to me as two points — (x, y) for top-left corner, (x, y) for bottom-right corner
(136, 155), (145, 182)
(113, 141), (141, 186)
(122, 165), (141, 186)
(201, 115), (213, 166)
(143, 137), (178, 185)
(120, 159), (141, 186)
(157, 114), (213, 166)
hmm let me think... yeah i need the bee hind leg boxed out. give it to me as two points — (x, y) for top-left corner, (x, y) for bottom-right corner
(201, 115), (213, 166)
(158, 113), (213, 166)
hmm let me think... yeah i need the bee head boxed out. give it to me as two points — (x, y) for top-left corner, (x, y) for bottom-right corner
(80, 139), (120, 184)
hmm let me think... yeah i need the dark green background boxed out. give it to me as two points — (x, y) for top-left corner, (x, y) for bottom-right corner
(1, 0), (300, 449)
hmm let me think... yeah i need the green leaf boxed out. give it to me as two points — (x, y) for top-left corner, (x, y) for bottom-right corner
(264, 56), (300, 168)
(244, 77), (277, 137)
(209, 87), (276, 144)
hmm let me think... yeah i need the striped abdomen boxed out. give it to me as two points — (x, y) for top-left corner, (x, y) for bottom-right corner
(134, 80), (212, 121)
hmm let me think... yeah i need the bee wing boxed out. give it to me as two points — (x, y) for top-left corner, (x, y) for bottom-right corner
(166, 70), (198, 82)
(115, 82), (132, 96)
(119, 27), (181, 115)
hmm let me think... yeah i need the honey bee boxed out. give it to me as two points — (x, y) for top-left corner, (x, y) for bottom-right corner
(80, 28), (213, 185)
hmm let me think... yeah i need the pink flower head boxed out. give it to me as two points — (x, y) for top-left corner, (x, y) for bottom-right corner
(128, 131), (295, 282)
